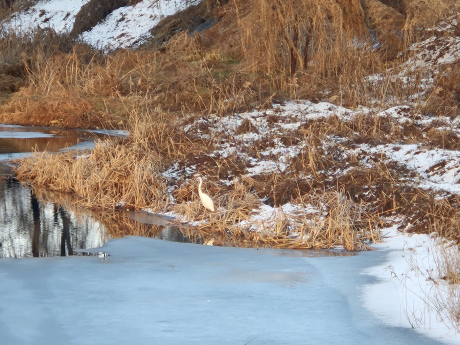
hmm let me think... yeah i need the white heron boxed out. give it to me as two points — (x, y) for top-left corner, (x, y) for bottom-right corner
(197, 177), (215, 212)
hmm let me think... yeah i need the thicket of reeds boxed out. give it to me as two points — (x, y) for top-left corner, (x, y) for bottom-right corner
(1, 0), (458, 126)
(28, 176), (380, 251)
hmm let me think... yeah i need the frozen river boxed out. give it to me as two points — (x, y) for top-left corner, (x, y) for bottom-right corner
(0, 237), (446, 345)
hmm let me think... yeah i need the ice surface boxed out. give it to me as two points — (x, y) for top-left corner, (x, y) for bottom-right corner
(0, 152), (32, 161)
(60, 141), (96, 151)
(0, 236), (447, 345)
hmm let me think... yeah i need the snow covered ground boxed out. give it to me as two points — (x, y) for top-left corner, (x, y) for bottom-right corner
(80, 0), (200, 50)
(4, 0), (90, 34)
(156, 97), (460, 239)
(0, 235), (453, 345)
(365, 227), (460, 344)
(2, 0), (200, 50)
(352, 143), (460, 195)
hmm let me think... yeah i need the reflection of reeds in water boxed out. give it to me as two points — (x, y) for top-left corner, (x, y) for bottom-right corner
(32, 185), (202, 244)
(96, 211), (204, 244)
(0, 136), (79, 155)
(0, 180), (107, 258)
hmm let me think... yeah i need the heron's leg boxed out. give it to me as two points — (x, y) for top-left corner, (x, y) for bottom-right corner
(201, 209), (206, 223)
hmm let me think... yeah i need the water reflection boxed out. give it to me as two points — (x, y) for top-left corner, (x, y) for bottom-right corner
(0, 179), (106, 258)
(0, 175), (203, 258)
(93, 209), (203, 245)
(0, 124), (123, 161)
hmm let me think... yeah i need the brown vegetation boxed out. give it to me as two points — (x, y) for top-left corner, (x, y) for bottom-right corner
(1, 0), (459, 126)
(3, 0), (460, 254)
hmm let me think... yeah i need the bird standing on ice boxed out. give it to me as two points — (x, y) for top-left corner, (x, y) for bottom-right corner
(197, 177), (215, 212)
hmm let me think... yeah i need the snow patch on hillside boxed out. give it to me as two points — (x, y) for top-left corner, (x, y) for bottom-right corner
(3, 0), (90, 34)
(352, 143), (460, 195)
(2, 0), (199, 50)
(81, 0), (200, 50)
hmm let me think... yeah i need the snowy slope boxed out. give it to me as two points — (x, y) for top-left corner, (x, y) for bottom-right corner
(2, 0), (199, 50)
(81, 0), (200, 49)
(4, 0), (91, 34)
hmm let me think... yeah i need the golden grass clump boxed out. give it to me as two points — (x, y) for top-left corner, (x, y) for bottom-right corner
(309, 191), (380, 251)
(12, 103), (212, 209)
(0, 32), (273, 125)
(171, 179), (260, 227)
(171, 177), (379, 251)
(15, 139), (170, 210)
(233, 0), (368, 76)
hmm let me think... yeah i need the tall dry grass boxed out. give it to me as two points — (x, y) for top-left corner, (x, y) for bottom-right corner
(13, 98), (382, 251)
(0, 32), (274, 126)
(234, 0), (368, 76)
(1, 0), (459, 126)
(226, 0), (460, 107)
(15, 139), (170, 210)
(13, 100), (214, 208)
